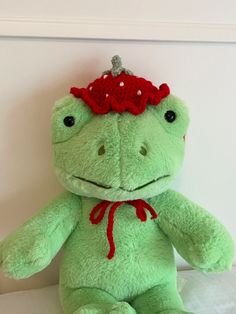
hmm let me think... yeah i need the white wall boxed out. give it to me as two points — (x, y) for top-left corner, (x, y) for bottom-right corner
(1, 0), (236, 23)
(0, 0), (236, 294)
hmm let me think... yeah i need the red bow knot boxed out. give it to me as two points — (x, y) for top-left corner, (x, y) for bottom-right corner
(89, 199), (158, 260)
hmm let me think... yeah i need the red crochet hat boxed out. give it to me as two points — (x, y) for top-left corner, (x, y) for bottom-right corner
(70, 55), (170, 115)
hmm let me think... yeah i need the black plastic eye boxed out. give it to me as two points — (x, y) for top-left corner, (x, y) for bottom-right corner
(164, 110), (176, 123)
(63, 116), (75, 127)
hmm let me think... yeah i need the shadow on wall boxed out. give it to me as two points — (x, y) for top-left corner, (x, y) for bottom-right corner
(0, 57), (101, 293)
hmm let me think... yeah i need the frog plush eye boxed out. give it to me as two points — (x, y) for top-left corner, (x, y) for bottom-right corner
(64, 116), (75, 127)
(164, 110), (176, 123)
(52, 95), (93, 144)
(151, 95), (189, 138)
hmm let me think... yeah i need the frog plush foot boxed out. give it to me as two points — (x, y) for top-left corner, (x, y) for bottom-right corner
(61, 287), (136, 314)
(73, 302), (136, 314)
(73, 303), (110, 314)
(109, 302), (136, 313)
(159, 311), (194, 314)
(131, 282), (192, 314)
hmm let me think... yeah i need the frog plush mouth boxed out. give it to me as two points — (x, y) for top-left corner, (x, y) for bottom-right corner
(72, 174), (170, 192)
(72, 175), (112, 189)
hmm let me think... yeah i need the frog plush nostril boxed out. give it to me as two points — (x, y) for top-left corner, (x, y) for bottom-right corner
(98, 145), (106, 156)
(139, 146), (147, 156)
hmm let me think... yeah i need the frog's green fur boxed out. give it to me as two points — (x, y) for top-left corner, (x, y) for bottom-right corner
(53, 95), (188, 202)
(0, 93), (234, 314)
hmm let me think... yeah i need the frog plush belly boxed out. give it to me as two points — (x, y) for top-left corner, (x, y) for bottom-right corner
(59, 198), (176, 301)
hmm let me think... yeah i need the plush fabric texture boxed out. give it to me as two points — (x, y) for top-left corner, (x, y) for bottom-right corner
(0, 56), (234, 314)
(89, 199), (158, 259)
(0, 192), (80, 279)
(54, 94), (188, 202)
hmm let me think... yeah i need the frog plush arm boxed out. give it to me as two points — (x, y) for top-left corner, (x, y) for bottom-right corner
(0, 191), (81, 279)
(154, 189), (234, 272)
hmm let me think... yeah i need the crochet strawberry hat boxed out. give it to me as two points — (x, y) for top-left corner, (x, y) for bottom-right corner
(70, 55), (170, 115)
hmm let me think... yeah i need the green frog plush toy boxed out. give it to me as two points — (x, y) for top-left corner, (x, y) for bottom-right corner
(0, 56), (234, 314)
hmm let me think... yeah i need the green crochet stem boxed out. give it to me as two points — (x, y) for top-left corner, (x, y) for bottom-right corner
(103, 55), (133, 76)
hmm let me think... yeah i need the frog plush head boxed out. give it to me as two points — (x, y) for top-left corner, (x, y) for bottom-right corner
(52, 56), (189, 202)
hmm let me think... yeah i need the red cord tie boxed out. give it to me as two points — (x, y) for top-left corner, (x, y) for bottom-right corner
(89, 199), (158, 260)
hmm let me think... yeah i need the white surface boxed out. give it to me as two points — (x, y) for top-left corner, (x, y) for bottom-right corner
(1, 17), (236, 42)
(1, 0), (236, 42)
(0, 0), (236, 42)
(0, 285), (63, 314)
(180, 269), (236, 314)
(1, 0), (236, 23)
(0, 269), (236, 314)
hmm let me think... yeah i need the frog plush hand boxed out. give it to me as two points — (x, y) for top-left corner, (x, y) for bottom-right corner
(0, 56), (234, 314)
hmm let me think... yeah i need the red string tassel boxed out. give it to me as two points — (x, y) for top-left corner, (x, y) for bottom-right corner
(90, 199), (158, 260)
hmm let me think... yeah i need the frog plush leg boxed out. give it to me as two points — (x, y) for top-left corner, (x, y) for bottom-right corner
(131, 281), (192, 314)
(0, 192), (80, 279)
(154, 190), (234, 272)
(60, 286), (136, 314)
